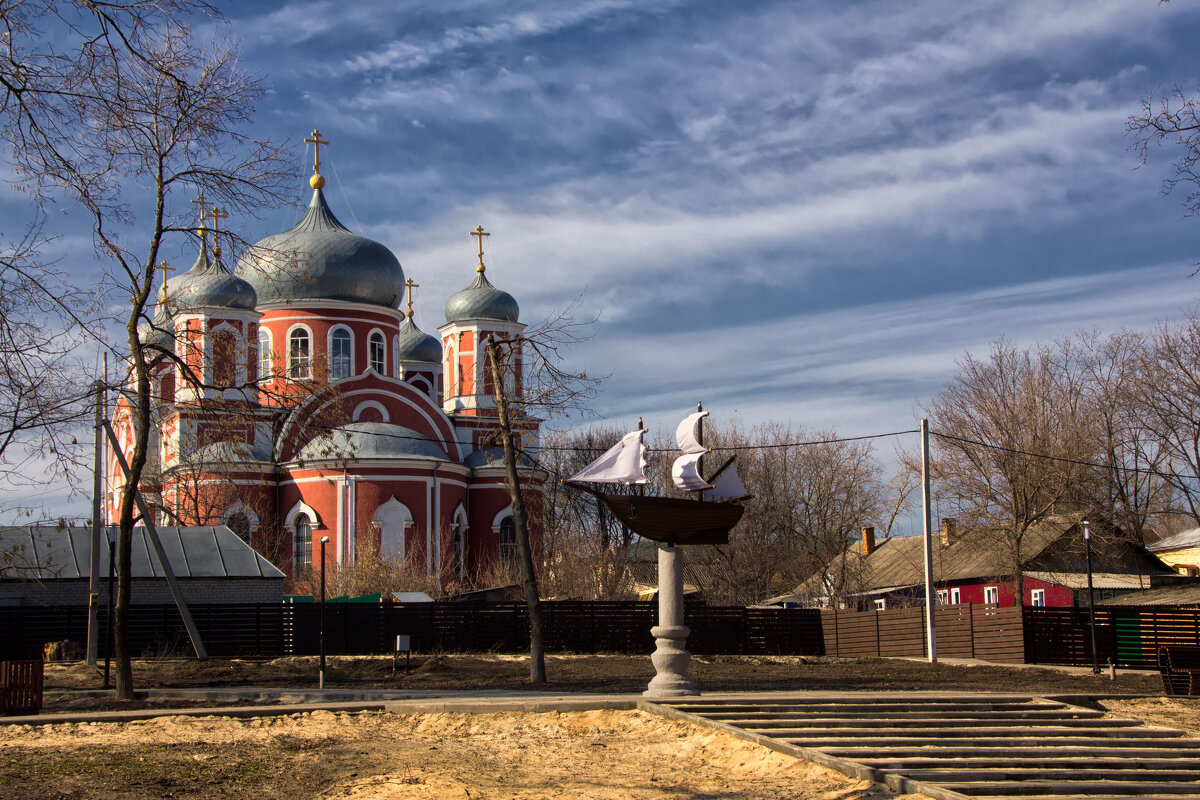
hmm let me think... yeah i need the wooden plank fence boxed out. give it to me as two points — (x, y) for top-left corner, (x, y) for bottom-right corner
(0, 660), (44, 715)
(820, 604), (1024, 663)
(0, 601), (825, 659)
(1025, 606), (1200, 668)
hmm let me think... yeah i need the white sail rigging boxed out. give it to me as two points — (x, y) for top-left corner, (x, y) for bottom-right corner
(567, 429), (649, 485)
(675, 411), (709, 454)
(709, 461), (748, 501)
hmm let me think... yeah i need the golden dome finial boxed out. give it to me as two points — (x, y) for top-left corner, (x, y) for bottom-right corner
(470, 225), (490, 273)
(304, 128), (329, 190)
(208, 206), (228, 258)
(404, 278), (420, 319)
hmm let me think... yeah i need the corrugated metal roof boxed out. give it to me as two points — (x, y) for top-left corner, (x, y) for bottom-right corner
(1024, 571), (1150, 590)
(391, 592), (434, 603)
(1149, 526), (1200, 553)
(0, 525), (284, 580)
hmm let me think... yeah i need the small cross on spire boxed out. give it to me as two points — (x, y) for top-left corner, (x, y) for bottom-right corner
(470, 225), (490, 273)
(156, 260), (174, 299)
(208, 206), (228, 258)
(304, 128), (329, 189)
(191, 192), (212, 243)
(404, 278), (420, 319)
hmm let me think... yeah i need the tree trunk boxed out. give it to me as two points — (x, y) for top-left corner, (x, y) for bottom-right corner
(486, 335), (545, 683)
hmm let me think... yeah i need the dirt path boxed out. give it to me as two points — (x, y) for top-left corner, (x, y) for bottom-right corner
(0, 709), (922, 800)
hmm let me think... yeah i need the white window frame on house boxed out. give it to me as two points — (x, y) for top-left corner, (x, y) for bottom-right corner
(950, 587), (961, 604)
(936, 589), (948, 605)
(984, 585), (999, 605)
(368, 329), (386, 374)
(287, 325), (313, 380)
(257, 328), (271, 382)
(1031, 588), (1046, 607)
(873, 598), (887, 611)
(329, 326), (353, 380)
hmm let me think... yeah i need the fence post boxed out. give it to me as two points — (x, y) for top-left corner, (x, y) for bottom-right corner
(875, 609), (881, 657)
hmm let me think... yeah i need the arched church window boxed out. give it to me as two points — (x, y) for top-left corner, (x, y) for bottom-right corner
(499, 516), (517, 567)
(288, 328), (311, 379)
(212, 330), (236, 388)
(369, 331), (386, 374)
(227, 511), (251, 543)
(257, 329), (271, 381)
(293, 513), (312, 574)
(330, 328), (352, 379)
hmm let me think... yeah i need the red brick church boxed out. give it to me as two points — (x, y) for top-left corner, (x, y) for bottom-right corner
(107, 131), (541, 588)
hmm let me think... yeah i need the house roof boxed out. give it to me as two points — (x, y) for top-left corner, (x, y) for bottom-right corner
(791, 514), (1173, 601)
(1149, 526), (1200, 553)
(0, 525), (285, 580)
(1100, 582), (1200, 606)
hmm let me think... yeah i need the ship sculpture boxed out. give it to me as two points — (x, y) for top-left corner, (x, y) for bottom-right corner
(564, 408), (751, 545)
(564, 407), (752, 697)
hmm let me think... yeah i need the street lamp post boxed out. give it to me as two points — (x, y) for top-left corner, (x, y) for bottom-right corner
(1084, 520), (1101, 674)
(319, 536), (329, 690)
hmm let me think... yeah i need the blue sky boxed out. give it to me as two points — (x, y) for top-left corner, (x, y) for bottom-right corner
(7, 0), (1200, 523)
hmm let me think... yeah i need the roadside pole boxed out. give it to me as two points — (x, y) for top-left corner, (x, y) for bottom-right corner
(921, 419), (937, 663)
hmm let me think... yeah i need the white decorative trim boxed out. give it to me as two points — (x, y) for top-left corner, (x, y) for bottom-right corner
(491, 505), (514, 533)
(351, 400), (390, 423)
(284, 498), (321, 531)
(221, 501), (260, 531)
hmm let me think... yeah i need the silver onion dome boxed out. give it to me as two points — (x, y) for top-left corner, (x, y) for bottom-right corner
(237, 188), (405, 308)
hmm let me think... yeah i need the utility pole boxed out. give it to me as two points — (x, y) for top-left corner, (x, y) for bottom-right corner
(921, 419), (937, 663)
(1084, 520), (1100, 674)
(87, 382), (104, 665)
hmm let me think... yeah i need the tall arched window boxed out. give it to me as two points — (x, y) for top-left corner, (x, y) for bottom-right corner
(257, 329), (271, 381)
(288, 328), (311, 379)
(369, 331), (385, 374)
(330, 328), (352, 379)
(293, 513), (312, 574)
(499, 516), (517, 567)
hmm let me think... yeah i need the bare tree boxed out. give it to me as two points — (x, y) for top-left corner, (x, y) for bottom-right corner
(1132, 314), (1200, 528)
(1, 5), (291, 698)
(1129, 85), (1200, 227)
(484, 300), (599, 683)
(926, 339), (1098, 606)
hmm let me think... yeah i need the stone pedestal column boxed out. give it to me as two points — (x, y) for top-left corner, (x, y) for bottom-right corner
(643, 544), (699, 697)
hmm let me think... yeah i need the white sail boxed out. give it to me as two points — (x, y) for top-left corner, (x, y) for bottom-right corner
(675, 410), (709, 454)
(672, 451), (712, 492)
(709, 461), (748, 501)
(567, 429), (648, 485)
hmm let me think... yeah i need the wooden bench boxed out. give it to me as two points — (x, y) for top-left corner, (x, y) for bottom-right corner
(1158, 644), (1200, 697)
(0, 660), (44, 715)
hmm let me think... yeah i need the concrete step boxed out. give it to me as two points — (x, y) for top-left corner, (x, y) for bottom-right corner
(826, 745), (1200, 758)
(898, 767), (1200, 782)
(701, 708), (1104, 721)
(861, 757), (1200, 770)
(936, 780), (1200, 796)
(788, 736), (1200, 749)
(665, 701), (1054, 714)
(731, 716), (1132, 729)
(761, 725), (1188, 740)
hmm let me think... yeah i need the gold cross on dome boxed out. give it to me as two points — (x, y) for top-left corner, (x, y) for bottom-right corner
(156, 260), (174, 297)
(404, 278), (420, 318)
(305, 128), (329, 175)
(470, 225), (490, 273)
(208, 206), (228, 256)
(191, 192), (212, 241)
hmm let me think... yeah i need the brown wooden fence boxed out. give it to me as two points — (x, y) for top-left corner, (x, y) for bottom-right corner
(1025, 606), (1200, 668)
(820, 603), (1024, 663)
(0, 660), (44, 715)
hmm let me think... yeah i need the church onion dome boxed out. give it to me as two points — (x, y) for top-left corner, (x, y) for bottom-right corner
(444, 271), (519, 323)
(296, 421), (451, 463)
(236, 188), (405, 308)
(395, 316), (441, 364)
(168, 247), (257, 312)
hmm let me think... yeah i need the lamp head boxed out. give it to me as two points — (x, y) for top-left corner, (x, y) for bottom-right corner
(321, 536), (330, 544)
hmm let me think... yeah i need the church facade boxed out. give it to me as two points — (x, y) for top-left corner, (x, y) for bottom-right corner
(106, 133), (541, 589)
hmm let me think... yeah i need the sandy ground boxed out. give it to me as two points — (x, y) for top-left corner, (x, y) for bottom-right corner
(0, 708), (924, 800)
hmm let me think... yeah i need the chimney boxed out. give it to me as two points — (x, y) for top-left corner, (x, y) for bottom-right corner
(860, 526), (876, 556)
(941, 518), (956, 546)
